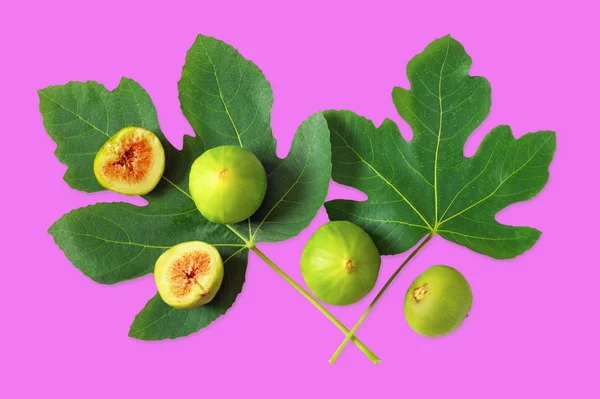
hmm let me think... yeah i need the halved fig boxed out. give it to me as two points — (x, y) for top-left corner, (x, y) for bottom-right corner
(189, 145), (267, 224)
(154, 241), (224, 309)
(93, 126), (165, 195)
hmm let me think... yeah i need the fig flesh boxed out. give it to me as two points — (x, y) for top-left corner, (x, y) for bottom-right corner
(93, 126), (165, 195)
(301, 221), (381, 306)
(154, 241), (224, 309)
(404, 265), (473, 337)
(189, 145), (267, 224)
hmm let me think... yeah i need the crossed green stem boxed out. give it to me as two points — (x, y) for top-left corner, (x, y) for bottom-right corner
(227, 224), (380, 364)
(329, 233), (434, 364)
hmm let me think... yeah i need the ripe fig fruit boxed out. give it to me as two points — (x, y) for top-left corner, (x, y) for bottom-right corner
(154, 241), (224, 309)
(189, 145), (267, 224)
(300, 221), (381, 306)
(404, 265), (473, 337)
(93, 126), (165, 195)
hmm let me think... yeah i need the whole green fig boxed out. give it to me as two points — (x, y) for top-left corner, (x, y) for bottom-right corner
(404, 265), (472, 337)
(301, 221), (381, 306)
(189, 146), (267, 224)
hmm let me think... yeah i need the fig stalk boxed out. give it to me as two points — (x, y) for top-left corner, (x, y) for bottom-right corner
(224, 222), (379, 362)
(249, 244), (380, 364)
(328, 233), (434, 364)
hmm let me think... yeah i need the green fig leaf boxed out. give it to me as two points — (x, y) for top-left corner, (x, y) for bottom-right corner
(178, 35), (331, 243)
(324, 35), (556, 259)
(39, 78), (175, 192)
(129, 247), (247, 340)
(41, 35), (331, 340)
(48, 134), (246, 284)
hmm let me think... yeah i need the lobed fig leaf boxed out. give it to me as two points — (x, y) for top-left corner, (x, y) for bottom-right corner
(179, 35), (331, 243)
(39, 78), (174, 192)
(42, 34), (331, 340)
(324, 35), (556, 259)
(325, 35), (558, 364)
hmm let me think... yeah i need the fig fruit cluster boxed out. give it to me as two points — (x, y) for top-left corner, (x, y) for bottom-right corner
(92, 126), (473, 338)
(300, 224), (472, 337)
(93, 128), (269, 308)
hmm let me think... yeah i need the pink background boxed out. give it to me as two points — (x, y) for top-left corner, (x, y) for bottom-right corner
(1, 0), (598, 397)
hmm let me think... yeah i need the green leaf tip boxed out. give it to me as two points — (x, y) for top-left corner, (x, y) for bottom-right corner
(179, 33), (332, 243)
(38, 77), (168, 193)
(128, 245), (247, 341)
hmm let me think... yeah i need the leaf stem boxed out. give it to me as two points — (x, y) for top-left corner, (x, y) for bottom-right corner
(250, 245), (380, 364)
(328, 233), (434, 364)
(226, 224), (250, 245)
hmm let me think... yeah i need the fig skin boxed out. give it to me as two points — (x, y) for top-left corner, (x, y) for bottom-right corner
(189, 146), (267, 224)
(93, 126), (165, 195)
(154, 241), (224, 310)
(404, 265), (473, 337)
(301, 221), (381, 306)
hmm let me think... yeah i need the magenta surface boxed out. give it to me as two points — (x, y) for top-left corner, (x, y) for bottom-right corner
(1, 0), (598, 397)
